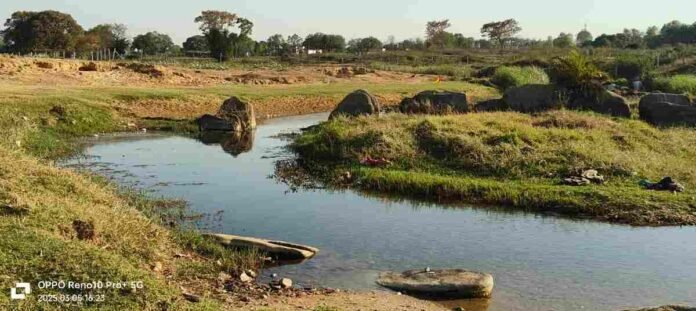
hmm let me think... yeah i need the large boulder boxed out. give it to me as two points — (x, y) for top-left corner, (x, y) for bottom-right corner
(217, 96), (256, 129)
(503, 84), (561, 113)
(475, 98), (508, 112)
(400, 91), (469, 114)
(640, 93), (692, 107)
(329, 89), (380, 119)
(569, 91), (631, 117)
(376, 269), (494, 298)
(639, 101), (696, 127)
(197, 114), (242, 132)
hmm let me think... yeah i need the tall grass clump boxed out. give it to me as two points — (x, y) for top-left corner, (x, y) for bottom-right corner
(490, 66), (549, 90)
(549, 50), (608, 97)
(370, 62), (472, 79)
(652, 74), (696, 95)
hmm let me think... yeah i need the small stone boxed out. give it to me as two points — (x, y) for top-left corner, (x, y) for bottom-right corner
(182, 293), (201, 303)
(152, 262), (163, 272)
(453, 307), (465, 311)
(218, 272), (231, 282)
(279, 278), (292, 289)
(244, 269), (257, 278)
(239, 272), (253, 283)
(270, 273), (278, 278)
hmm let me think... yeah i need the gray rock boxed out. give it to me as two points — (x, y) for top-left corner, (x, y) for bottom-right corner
(196, 114), (242, 132)
(570, 91), (631, 117)
(218, 96), (256, 129)
(329, 89), (380, 119)
(204, 233), (319, 261)
(639, 96), (696, 127)
(376, 269), (494, 298)
(400, 91), (469, 114)
(475, 98), (508, 112)
(640, 93), (692, 107)
(503, 84), (561, 113)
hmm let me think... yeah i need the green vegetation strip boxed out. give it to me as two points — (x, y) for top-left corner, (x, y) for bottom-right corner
(292, 112), (696, 226)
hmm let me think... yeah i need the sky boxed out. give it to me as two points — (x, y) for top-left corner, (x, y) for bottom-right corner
(1, 0), (695, 44)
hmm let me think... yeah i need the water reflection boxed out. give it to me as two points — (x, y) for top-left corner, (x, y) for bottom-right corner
(199, 130), (256, 157)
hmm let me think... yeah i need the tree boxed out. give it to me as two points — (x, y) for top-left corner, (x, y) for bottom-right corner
(2, 10), (83, 53)
(266, 34), (286, 56)
(480, 19), (521, 49)
(356, 37), (382, 53)
(553, 32), (575, 48)
(286, 34), (302, 54)
(182, 35), (209, 52)
(425, 19), (451, 48)
(85, 24), (130, 53)
(576, 29), (593, 46)
(303, 33), (345, 52)
(194, 10), (254, 60)
(194, 10), (237, 33)
(132, 32), (175, 55)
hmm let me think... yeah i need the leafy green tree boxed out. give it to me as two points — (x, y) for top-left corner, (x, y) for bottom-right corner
(481, 19), (521, 49)
(286, 34), (302, 54)
(266, 34), (286, 56)
(182, 35), (209, 52)
(86, 24), (130, 53)
(425, 19), (451, 48)
(357, 37), (382, 52)
(553, 33), (575, 48)
(132, 32), (175, 55)
(194, 10), (254, 60)
(2, 10), (83, 53)
(303, 33), (345, 52)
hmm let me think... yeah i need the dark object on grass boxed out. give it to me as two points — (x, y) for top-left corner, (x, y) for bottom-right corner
(72, 219), (95, 240)
(49, 105), (66, 119)
(569, 90), (631, 118)
(400, 90), (469, 114)
(562, 169), (604, 186)
(329, 89), (380, 119)
(641, 177), (685, 193)
(639, 100), (696, 127)
(475, 98), (508, 112)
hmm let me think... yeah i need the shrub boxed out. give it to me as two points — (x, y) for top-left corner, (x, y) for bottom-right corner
(652, 75), (696, 95)
(549, 50), (608, 96)
(611, 53), (655, 81)
(491, 66), (549, 90)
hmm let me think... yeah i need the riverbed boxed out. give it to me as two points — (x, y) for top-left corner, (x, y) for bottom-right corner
(63, 112), (696, 311)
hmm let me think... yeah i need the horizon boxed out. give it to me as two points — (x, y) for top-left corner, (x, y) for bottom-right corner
(2, 0), (695, 45)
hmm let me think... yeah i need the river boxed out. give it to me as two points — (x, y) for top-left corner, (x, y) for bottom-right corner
(63, 112), (696, 311)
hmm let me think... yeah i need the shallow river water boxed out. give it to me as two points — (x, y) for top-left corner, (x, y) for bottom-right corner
(64, 112), (696, 311)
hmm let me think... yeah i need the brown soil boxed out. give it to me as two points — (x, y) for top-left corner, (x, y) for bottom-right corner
(0, 55), (436, 87)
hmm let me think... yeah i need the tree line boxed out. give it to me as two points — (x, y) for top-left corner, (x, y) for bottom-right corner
(2, 10), (695, 60)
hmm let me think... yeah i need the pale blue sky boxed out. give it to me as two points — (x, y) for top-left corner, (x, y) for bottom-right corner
(2, 0), (694, 45)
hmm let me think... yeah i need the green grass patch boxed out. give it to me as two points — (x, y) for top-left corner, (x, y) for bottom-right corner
(652, 74), (696, 96)
(490, 66), (550, 90)
(292, 111), (696, 226)
(370, 61), (473, 80)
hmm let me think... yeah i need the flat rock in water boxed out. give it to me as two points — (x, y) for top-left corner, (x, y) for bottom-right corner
(376, 269), (494, 298)
(204, 233), (318, 261)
